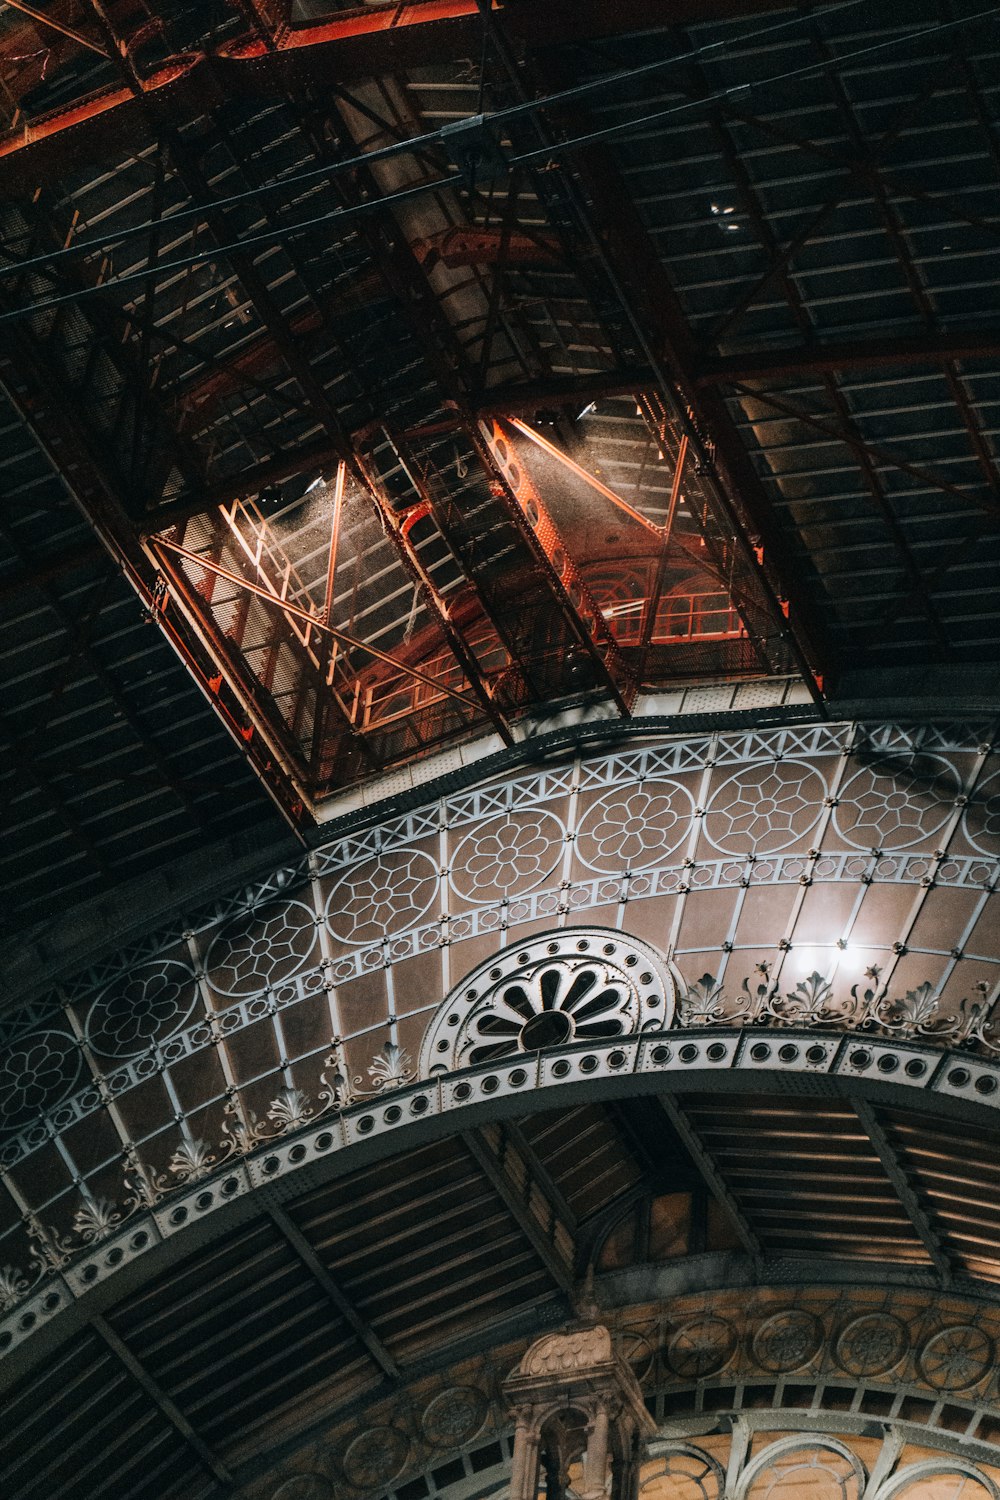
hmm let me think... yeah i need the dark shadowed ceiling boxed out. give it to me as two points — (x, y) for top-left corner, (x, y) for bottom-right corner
(3, 0), (1000, 958)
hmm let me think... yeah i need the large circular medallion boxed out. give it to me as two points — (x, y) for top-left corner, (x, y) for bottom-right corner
(422, 1386), (488, 1447)
(342, 1427), (410, 1489)
(752, 1311), (823, 1373)
(919, 1325), (992, 1390)
(834, 1313), (908, 1376)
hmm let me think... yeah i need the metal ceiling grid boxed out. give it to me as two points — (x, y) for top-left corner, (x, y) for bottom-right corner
(284, 1135), (562, 1359)
(567, 1), (1000, 663)
(879, 1108), (1000, 1283)
(1, 1324), (214, 1500)
(105, 1216), (379, 1454)
(516, 1103), (645, 1222)
(677, 1093), (935, 1264)
(6, 1083), (1000, 1499)
(0, 486), (285, 937)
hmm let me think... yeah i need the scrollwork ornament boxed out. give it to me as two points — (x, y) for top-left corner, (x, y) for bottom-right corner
(318, 1040), (353, 1111)
(669, 967), (1000, 1060)
(219, 1099), (267, 1157)
(678, 974), (727, 1027)
(72, 1196), (121, 1246)
(24, 1211), (72, 1273)
(365, 1041), (413, 1092)
(267, 1086), (314, 1134)
(0, 1263), (31, 1314)
(122, 1149), (161, 1211)
(769, 971), (852, 1028)
(161, 1137), (217, 1187)
(735, 967), (779, 1025)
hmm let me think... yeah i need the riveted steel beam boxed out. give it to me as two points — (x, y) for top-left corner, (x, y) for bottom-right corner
(657, 1096), (763, 1264)
(92, 1314), (233, 1488)
(0, 0), (802, 180)
(463, 1126), (576, 1294)
(853, 1099), (953, 1287)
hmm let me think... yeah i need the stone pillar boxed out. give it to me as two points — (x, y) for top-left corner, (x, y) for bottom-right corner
(502, 1325), (655, 1500)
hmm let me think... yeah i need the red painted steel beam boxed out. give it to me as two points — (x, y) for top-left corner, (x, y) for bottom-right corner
(150, 533), (482, 711)
(411, 225), (560, 269)
(477, 417), (637, 714)
(0, 0), (797, 182)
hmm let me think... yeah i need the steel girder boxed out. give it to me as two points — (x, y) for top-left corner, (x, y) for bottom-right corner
(0, 0), (802, 182)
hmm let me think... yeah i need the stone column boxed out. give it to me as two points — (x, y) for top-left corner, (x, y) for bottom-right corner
(502, 1325), (655, 1500)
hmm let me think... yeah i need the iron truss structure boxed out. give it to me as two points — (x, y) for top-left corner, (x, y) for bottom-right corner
(0, 723), (998, 1497)
(3, 5), (1000, 1499)
(2, 0), (1000, 944)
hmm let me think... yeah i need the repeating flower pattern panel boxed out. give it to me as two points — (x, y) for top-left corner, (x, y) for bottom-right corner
(323, 845), (441, 950)
(447, 810), (565, 907)
(573, 780), (697, 875)
(205, 895), (320, 1004)
(955, 757), (1000, 859)
(832, 753), (964, 852)
(700, 759), (831, 858)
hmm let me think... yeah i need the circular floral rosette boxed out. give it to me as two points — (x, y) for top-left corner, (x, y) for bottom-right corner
(575, 781), (694, 873)
(963, 766), (1000, 855)
(703, 762), (827, 855)
(421, 1386), (489, 1447)
(341, 1427), (410, 1489)
(919, 1325), (993, 1390)
(206, 898), (319, 998)
(325, 848), (439, 946)
(834, 755), (959, 851)
(420, 928), (672, 1072)
(0, 1029), (83, 1134)
(85, 960), (198, 1058)
(752, 1311), (823, 1373)
(449, 810), (563, 904)
(834, 1313), (908, 1377)
(666, 1316), (736, 1379)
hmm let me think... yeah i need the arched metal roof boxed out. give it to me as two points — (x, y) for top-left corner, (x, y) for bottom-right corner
(2, 3), (1000, 1498)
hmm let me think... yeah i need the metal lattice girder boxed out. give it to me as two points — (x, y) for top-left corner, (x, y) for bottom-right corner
(483, 31), (831, 699)
(317, 82), (640, 717)
(353, 441), (517, 745)
(0, 0), (801, 181)
(463, 1125), (577, 1295)
(476, 418), (637, 713)
(149, 521), (487, 800)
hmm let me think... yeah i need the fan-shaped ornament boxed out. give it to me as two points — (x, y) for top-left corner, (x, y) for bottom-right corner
(419, 928), (676, 1074)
